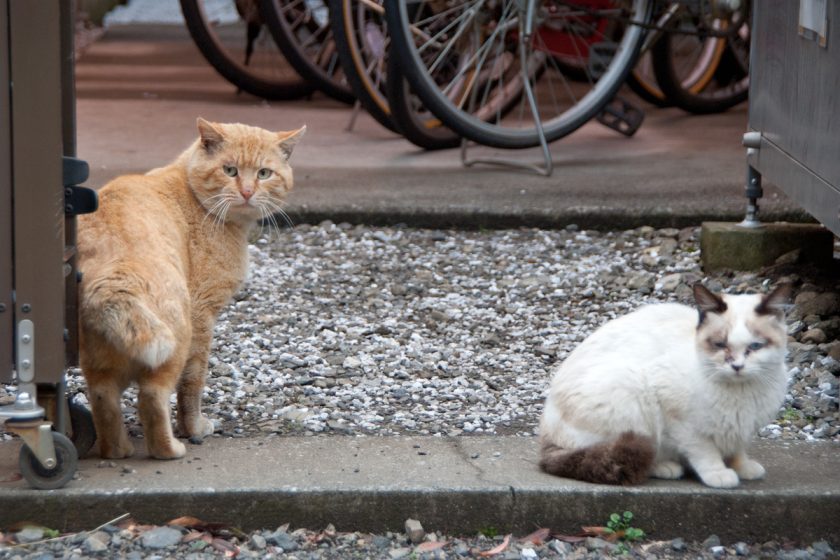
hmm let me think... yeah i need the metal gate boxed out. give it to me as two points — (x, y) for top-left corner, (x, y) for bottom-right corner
(745, 0), (840, 236)
(0, 0), (96, 489)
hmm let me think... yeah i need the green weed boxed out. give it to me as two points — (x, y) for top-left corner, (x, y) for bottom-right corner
(604, 511), (645, 554)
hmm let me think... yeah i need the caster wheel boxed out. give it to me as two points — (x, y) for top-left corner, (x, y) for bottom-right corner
(68, 397), (96, 458)
(19, 432), (78, 490)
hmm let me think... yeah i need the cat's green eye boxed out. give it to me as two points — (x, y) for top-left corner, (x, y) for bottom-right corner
(747, 342), (765, 352)
(257, 168), (273, 180)
(223, 165), (238, 177)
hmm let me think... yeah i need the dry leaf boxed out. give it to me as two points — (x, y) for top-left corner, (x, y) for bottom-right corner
(479, 534), (511, 557)
(182, 531), (206, 543)
(415, 541), (448, 552)
(580, 526), (619, 542)
(169, 516), (205, 528)
(519, 528), (550, 545)
(551, 534), (587, 544)
(210, 537), (239, 557)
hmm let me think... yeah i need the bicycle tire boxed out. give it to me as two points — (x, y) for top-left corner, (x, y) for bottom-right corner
(260, 0), (355, 104)
(627, 35), (725, 108)
(180, 0), (314, 100)
(386, 52), (462, 150)
(385, 0), (653, 150)
(650, 7), (749, 115)
(626, 51), (669, 107)
(328, 0), (399, 131)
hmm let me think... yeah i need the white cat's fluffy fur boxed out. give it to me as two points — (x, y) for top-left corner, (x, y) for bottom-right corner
(539, 284), (791, 488)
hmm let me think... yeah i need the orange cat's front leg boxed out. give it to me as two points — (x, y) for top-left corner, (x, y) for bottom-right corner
(177, 317), (217, 442)
(176, 351), (215, 442)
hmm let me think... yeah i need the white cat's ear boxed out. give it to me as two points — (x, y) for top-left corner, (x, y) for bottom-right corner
(197, 118), (224, 152)
(693, 283), (727, 314)
(278, 125), (306, 159)
(756, 283), (793, 316)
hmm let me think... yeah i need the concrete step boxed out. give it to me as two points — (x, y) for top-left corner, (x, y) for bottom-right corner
(1, 436), (838, 544)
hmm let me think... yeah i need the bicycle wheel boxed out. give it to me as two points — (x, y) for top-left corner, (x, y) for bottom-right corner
(328, 0), (399, 131)
(386, 52), (462, 150)
(651, 3), (749, 114)
(260, 0), (355, 103)
(385, 0), (653, 150)
(180, 0), (314, 100)
(626, 51), (669, 106)
(329, 0), (460, 149)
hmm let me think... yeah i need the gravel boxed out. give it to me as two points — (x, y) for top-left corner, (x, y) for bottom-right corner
(2, 224), (839, 443)
(0, 520), (836, 559)
(2, 223), (839, 558)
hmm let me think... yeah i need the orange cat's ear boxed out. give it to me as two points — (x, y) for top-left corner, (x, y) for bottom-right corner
(197, 118), (224, 152)
(277, 125), (306, 159)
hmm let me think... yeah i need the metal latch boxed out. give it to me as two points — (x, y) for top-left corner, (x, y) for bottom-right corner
(63, 156), (98, 216)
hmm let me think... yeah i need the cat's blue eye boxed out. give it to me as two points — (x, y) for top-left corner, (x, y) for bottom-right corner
(257, 168), (273, 180)
(747, 342), (765, 352)
(713, 341), (727, 349)
(223, 165), (238, 177)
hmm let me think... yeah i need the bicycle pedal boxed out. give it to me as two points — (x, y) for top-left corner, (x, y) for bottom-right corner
(588, 42), (617, 79)
(596, 95), (645, 137)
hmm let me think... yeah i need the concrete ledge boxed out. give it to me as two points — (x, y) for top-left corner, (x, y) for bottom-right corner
(1, 437), (838, 544)
(700, 221), (835, 272)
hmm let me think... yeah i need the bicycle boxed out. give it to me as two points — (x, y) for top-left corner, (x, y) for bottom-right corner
(329, 0), (461, 150)
(384, 0), (654, 150)
(260, 0), (356, 104)
(382, 1), (748, 151)
(649, 0), (749, 114)
(180, 0), (314, 100)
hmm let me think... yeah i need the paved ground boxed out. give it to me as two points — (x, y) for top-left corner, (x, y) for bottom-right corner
(1, 23), (836, 547)
(1, 437), (839, 544)
(75, 25), (809, 230)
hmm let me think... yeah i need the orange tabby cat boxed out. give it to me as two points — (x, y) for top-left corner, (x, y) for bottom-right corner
(77, 118), (305, 459)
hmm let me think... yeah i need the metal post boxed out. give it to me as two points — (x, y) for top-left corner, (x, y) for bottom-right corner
(740, 131), (763, 228)
(62, 0), (81, 374)
(0, 0), (14, 384)
(9, 0), (67, 388)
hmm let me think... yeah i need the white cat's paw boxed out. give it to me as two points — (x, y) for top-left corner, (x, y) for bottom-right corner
(699, 468), (740, 488)
(652, 461), (684, 479)
(734, 458), (765, 480)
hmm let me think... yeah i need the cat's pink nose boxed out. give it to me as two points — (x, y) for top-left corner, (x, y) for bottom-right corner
(241, 189), (254, 201)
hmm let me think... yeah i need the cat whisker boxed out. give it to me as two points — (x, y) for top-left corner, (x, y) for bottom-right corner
(260, 199), (295, 231)
(261, 205), (284, 241)
(215, 200), (234, 233)
(201, 195), (233, 230)
(256, 206), (277, 243)
(204, 197), (229, 234)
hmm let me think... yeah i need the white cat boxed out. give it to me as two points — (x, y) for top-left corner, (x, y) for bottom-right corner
(539, 283), (792, 488)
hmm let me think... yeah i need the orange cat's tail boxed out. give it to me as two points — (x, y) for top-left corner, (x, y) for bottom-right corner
(80, 269), (177, 370)
(539, 432), (655, 485)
